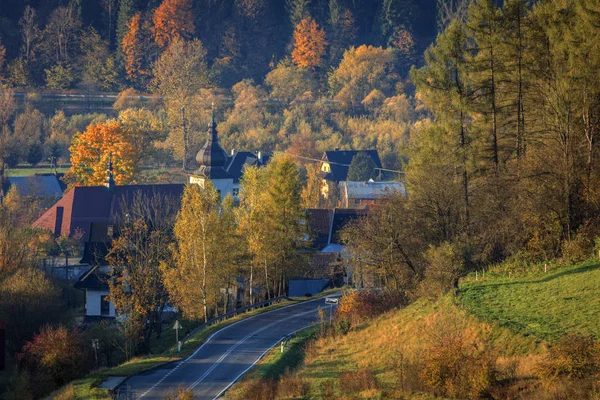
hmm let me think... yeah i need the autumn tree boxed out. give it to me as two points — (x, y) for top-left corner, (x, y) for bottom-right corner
(341, 193), (421, 290)
(292, 17), (327, 69)
(18, 325), (92, 397)
(329, 45), (399, 110)
(262, 154), (305, 296)
(79, 28), (119, 92)
(0, 87), (18, 178)
(39, 3), (82, 65)
(265, 59), (317, 103)
(122, 12), (148, 86)
(67, 120), (137, 186)
(162, 183), (236, 321)
(301, 163), (323, 209)
(108, 192), (178, 353)
(152, 0), (195, 49)
(152, 38), (212, 164)
(19, 6), (38, 62)
(237, 166), (269, 302)
(0, 269), (63, 355)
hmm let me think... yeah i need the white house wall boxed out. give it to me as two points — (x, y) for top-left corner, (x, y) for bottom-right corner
(86, 289), (116, 317)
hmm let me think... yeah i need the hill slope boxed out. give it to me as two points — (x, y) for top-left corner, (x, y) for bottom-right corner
(459, 261), (600, 341)
(229, 261), (600, 399)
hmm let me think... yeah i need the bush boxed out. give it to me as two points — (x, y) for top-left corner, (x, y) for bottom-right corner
(276, 371), (310, 398)
(419, 311), (496, 399)
(561, 239), (587, 264)
(239, 379), (277, 400)
(338, 369), (379, 395)
(418, 242), (463, 299)
(537, 333), (600, 382)
(335, 290), (406, 328)
(164, 386), (194, 400)
(18, 325), (93, 398)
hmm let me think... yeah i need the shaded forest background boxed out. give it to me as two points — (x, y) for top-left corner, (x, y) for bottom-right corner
(0, 0), (437, 90)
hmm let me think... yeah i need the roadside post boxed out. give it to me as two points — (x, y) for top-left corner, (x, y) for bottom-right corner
(91, 339), (99, 369)
(173, 320), (183, 352)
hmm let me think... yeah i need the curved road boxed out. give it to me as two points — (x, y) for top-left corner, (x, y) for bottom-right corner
(116, 296), (338, 399)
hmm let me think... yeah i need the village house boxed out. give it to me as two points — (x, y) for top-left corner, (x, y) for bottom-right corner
(319, 149), (382, 200)
(339, 180), (406, 209)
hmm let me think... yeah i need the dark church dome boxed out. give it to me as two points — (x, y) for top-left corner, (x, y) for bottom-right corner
(196, 112), (228, 168)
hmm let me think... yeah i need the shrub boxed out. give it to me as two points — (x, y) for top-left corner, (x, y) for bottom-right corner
(338, 369), (379, 395)
(335, 290), (405, 328)
(319, 379), (335, 398)
(419, 311), (496, 399)
(418, 242), (463, 298)
(561, 239), (587, 264)
(164, 386), (194, 400)
(537, 333), (600, 382)
(18, 325), (93, 397)
(276, 371), (310, 398)
(236, 379), (277, 400)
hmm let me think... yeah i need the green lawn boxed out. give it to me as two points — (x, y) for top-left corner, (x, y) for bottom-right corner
(6, 167), (68, 177)
(459, 260), (600, 341)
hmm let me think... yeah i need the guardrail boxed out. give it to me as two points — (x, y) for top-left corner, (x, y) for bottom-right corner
(181, 296), (291, 343)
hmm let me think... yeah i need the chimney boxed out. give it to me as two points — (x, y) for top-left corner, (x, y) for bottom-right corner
(258, 151), (262, 162)
(231, 148), (235, 156)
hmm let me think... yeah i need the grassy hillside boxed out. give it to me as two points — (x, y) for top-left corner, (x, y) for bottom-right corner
(229, 261), (600, 399)
(459, 261), (600, 341)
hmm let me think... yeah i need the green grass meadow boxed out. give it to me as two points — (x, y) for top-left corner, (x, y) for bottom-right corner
(459, 260), (600, 341)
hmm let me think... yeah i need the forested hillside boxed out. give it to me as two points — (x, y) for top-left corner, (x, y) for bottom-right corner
(0, 0), (436, 90)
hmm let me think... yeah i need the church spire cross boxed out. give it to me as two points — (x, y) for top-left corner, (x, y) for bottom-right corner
(104, 152), (116, 191)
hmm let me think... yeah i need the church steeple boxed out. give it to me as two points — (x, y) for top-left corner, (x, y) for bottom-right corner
(104, 152), (116, 191)
(195, 106), (231, 179)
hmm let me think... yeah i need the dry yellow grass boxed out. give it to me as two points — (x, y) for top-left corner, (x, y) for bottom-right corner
(299, 295), (541, 398)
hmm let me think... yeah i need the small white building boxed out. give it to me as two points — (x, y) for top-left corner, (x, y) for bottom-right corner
(74, 265), (116, 319)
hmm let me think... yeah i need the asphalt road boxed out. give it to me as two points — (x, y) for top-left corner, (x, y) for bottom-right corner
(115, 296), (338, 400)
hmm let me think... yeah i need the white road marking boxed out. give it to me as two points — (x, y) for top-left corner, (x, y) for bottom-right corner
(138, 297), (331, 398)
(187, 308), (317, 391)
(211, 322), (321, 400)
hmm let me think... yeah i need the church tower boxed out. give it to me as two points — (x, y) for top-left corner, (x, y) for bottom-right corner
(189, 110), (233, 200)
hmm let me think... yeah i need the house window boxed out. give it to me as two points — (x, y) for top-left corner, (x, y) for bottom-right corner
(101, 295), (110, 316)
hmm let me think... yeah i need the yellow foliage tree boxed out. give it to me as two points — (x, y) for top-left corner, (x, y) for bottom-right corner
(67, 120), (137, 186)
(291, 17), (327, 69)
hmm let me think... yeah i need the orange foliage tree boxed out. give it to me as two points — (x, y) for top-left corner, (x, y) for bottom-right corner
(122, 12), (147, 84)
(152, 0), (194, 49)
(291, 17), (327, 69)
(67, 120), (137, 186)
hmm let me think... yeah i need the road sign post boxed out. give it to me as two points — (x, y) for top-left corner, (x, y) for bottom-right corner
(173, 320), (183, 352)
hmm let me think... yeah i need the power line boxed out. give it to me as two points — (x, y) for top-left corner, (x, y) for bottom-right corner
(291, 155), (405, 174)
